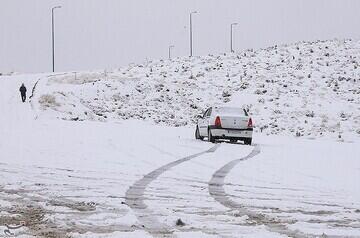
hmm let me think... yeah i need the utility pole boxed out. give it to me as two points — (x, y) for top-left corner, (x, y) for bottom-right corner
(168, 45), (175, 59)
(230, 22), (238, 53)
(52, 6), (62, 72)
(189, 11), (198, 57)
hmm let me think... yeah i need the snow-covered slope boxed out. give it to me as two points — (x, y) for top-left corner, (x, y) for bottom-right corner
(34, 39), (360, 141)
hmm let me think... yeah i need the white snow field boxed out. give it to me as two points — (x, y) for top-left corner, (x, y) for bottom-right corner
(0, 39), (359, 238)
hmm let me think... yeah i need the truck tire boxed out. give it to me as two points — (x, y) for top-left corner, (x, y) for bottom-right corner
(208, 129), (215, 143)
(195, 126), (203, 140)
(244, 138), (252, 145)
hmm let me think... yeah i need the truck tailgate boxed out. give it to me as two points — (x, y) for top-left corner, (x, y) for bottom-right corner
(220, 115), (249, 129)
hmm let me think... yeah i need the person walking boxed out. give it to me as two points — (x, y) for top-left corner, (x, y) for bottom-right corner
(19, 83), (27, 102)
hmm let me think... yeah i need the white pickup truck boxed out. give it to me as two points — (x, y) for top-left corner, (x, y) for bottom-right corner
(195, 106), (253, 145)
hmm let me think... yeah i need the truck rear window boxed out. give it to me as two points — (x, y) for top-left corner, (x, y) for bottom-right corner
(215, 107), (248, 116)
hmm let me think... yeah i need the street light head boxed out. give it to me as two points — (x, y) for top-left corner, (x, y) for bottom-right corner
(231, 22), (238, 26)
(191, 11), (198, 14)
(53, 6), (62, 10)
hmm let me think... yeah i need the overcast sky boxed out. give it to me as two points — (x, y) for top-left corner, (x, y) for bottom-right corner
(0, 0), (359, 73)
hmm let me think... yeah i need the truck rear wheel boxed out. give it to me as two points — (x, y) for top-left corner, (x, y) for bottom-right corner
(195, 126), (203, 140)
(208, 129), (215, 143)
(244, 138), (252, 145)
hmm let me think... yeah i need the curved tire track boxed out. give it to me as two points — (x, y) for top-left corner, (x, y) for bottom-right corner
(209, 145), (311, 238)
(125, 144), (220, 236)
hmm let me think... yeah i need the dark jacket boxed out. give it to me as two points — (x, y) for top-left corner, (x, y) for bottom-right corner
(19, 85), (27, 94)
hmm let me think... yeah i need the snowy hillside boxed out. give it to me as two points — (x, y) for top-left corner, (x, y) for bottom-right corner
(33, 39), (360, 141)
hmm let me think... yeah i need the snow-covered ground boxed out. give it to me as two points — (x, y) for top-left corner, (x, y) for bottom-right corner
(0, 39), (359, 237)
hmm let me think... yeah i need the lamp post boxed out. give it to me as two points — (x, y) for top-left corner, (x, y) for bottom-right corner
(168, 45), (175, 59)
(52, 6), (61, 72)
(230, 22), (238, 53)
(189, 11), (198, 57)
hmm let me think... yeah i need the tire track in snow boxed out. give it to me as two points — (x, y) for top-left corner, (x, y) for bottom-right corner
(208, 145), (311, 238)
(125, 144), (220, 236)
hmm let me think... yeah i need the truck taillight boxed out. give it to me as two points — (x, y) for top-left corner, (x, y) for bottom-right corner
(215, 116), (222, 128)
(248, 118), (253, 128)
